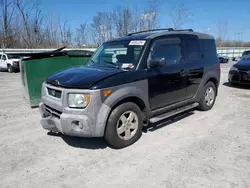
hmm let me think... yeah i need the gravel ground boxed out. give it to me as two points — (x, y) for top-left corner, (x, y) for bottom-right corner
(0, 61), (250, 188)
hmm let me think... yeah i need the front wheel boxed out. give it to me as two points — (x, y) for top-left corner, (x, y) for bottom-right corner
(198, 81), (217, 111)
(104, 102), (143, 149)
(7, 65), (13, 73)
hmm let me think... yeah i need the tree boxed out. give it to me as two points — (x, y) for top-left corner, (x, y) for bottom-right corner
(113, 7), (134, 37)
(14, 0), (44, 48)
(75, 23), (87, 47)
(59, 19), (72, 47)
(169, 4), (190, 29)
(140, 0), (159, 31)
(43, 13), (60, 48)
(0, 0), (15, 48)
(217, 20), (228, 47)
(88, 12), (113, 46)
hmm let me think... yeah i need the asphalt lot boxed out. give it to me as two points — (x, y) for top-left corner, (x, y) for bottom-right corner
(0, 61), (250, 188)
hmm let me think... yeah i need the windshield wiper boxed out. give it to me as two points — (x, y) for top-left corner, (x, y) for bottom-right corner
(103, 61), (121, 69)
(103, 61), (117, 65)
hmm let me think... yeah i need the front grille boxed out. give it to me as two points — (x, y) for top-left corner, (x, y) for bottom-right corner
(238, 71), (250, 83)
(47, 87), (62, 98)
(44, 104), (62, 119)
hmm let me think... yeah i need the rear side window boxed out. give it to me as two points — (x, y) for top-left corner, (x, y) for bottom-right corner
(200, 39), (218, 65)
(183, 37), (201, 62)
(150, 38), (182, 66)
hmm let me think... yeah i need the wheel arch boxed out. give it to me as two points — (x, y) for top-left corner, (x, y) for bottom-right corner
(95, 83), (150, 137)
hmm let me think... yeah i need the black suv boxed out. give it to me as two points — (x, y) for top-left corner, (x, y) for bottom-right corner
(39, 28), (220, 149)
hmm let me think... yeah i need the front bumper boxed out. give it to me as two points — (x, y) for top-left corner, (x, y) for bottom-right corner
(228, 70), (250, 85)
(39, 103), (95, 137)
(39, 83), (110, 137)
(12, 62), (20, 70)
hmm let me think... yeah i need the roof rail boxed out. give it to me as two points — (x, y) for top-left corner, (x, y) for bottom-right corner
(127, 28), (193, 36)
(127, 28), (174, 36)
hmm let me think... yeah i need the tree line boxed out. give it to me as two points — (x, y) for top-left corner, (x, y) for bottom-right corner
(1, 0), (249, 49)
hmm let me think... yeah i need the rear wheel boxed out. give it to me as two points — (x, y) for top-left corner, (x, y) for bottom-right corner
(198, 81), (217, 111)
(104, 102), (143, 149)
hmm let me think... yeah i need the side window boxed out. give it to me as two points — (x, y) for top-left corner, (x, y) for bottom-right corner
(183, 38), (201, 62)
(150, 39), (182, 66)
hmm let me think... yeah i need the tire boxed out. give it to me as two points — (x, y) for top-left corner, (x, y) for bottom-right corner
(198, 81), (217, 111)
(104, 102), (143, 149)
(7, 65), (13, 73)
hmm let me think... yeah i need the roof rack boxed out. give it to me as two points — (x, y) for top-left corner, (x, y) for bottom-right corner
(173, 29), (193, 32)
(127, 28), (193, 36)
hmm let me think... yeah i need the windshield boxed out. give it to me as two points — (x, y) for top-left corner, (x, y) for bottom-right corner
(88, 40), (146, 70)
(242, 54), (250, 60)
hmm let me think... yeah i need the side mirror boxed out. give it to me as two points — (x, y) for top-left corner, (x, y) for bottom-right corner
(148, 58), (166, 68)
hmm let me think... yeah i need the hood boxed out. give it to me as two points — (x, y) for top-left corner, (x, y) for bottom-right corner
(234, 59), (250, 71)
(47, 66), (123, 89)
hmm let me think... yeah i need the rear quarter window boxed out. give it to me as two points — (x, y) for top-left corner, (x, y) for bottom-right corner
(200, 39), (218, 65)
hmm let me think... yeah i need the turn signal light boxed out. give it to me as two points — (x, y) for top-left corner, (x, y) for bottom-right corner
(103, 89), (112, 97)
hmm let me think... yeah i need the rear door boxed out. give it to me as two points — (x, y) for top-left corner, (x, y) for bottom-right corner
(181, 35), (204, 99)
(147, 36), (187, 110)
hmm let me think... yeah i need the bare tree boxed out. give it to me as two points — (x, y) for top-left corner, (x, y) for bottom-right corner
(217, 20), (228, 47)
(140, 0), (159, 31)
(75, 23), (87, 47)
(14, 0), (44, 48)
(113, 7), (134, 37)
(169, 4), (190, 29)
(0, 0), (15, 48)
(59, 19), (72, 47)
(88, 12), (113, 46)
(43, 13), (60, 48)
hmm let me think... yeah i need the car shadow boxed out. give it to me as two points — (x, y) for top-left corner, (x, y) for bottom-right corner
(47, 132), (107, 149)
(223, 82), (250, 89)
(143, 110), (195, 133)
(47, 110), (195, 149)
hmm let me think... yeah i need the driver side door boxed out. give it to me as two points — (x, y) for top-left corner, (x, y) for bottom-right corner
(147, 37), (187, 111)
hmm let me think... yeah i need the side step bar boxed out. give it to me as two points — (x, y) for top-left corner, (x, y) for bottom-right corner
(149, 103), (199, 124)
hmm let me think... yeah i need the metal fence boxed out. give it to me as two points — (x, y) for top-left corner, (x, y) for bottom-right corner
(217, 47), (250, 58)
(1, 47), (250, 59)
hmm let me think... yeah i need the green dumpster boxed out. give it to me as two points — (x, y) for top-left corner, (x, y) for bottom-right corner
(20, 50), (94, 107)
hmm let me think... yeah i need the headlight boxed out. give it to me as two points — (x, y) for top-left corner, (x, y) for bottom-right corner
(68, 93), (90, 108)
(230, 66), (238, 71)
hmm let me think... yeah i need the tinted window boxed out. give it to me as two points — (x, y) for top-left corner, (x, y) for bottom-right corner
(183, 38), (201, 62)
(200, 39), (218, 65)
(150, 40), (182, 66)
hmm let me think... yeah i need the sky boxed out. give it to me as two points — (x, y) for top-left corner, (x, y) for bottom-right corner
(41, 0), (250, 41)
